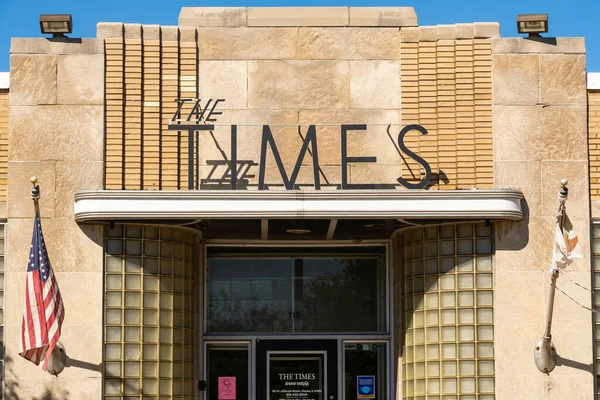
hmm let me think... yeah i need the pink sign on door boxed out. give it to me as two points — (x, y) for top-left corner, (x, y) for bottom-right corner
(218, 376), (236, 400)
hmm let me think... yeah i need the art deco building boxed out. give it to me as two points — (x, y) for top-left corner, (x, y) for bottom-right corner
(0, 6), (597, 400)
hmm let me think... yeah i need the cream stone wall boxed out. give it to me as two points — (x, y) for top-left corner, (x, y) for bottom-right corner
(492, 38), (592, 399)
(6, 38), (105, 399)
(0, 88), (7, 214)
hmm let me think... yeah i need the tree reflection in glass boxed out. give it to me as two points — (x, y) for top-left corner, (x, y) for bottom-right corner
(207, 256), (385, 333)
(207, 258), (293, 332)
(294, 258), (383, 332)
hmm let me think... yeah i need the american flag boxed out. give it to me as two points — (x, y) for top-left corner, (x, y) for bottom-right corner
(19, 211), (65, 370)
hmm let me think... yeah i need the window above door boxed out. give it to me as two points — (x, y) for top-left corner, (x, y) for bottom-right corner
(205, 246), (387, 334)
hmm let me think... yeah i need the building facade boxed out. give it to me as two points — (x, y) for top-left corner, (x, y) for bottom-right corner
(0, 6), (597, 399)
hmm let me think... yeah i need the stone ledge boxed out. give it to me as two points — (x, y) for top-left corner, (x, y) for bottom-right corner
(161, 26), (179, 42)
(176, 7), (419, 27)
(456, 23), (474, 39)
(10, 38), (104, 55)
(142, 25), (160, 40)
(97, 22), (123, 38)
(179, 27), (196, 42)
(474, 22), (500, 39)
(248, 7), (348, 27)
(124, 24), (142, 40)
(492, 37), (586, 54)
(400, 22), (499, 42)
(419, 26), (437, 42)
(400, 27), (420, 42)
(179, 7), (247, 27)
(437, 24), (456, 40)
(349, 7), (417, 27)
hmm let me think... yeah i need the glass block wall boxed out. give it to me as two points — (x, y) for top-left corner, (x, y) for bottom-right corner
(593, 223), (600, 398)
(104, 224), (197, 399)
(0, 225), (4, 400)
(401, 223), (495, 399)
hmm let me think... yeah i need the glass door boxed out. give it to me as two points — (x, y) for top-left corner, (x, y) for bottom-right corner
(205, 343), (250, 400)
(257, 340), (338, 400)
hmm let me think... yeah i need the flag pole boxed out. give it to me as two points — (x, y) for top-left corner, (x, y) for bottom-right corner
(26, 176), (67, 375)
(30, 176), (40, 213)
(534, 178), (568, 374)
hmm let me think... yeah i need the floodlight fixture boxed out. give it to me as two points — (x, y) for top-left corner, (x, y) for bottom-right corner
(517, 14), (548, 38)
(39, 14), (72, 38)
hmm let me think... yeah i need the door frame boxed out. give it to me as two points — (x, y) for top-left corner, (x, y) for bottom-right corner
(198, 240), (395, 400)
(266, 350), (328, 400)
(202, 340), (252, 400)
(257, 339), (337, 400)
(202, 337), (392, 400)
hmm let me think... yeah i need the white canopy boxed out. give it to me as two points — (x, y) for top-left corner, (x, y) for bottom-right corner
(74, 189), (523, 222)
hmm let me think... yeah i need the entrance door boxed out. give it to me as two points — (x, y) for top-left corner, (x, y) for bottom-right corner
(257, 340), (338, 400)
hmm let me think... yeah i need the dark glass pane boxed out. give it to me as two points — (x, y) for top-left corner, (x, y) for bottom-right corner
(294, 258), (384, 332)
(345, 343), (387, 400)
(207, 258), (293, 332)
(207, 253), (385, 333)
(207, 346), (248, 400)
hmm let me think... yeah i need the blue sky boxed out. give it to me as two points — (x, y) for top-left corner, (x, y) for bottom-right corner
(0, 0), (599, 72)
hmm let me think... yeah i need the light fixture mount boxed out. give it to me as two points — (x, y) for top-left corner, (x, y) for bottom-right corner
(39, 14), (72, 38)
(517, 14), (548, 38)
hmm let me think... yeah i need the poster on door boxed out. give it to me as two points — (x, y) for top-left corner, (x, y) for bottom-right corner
(218, 376), (236, 400)
(269, 356), (324, 400)
(357, 375), (375, 399)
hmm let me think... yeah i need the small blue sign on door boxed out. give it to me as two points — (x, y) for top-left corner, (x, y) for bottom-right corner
(357, 375), (375, 399)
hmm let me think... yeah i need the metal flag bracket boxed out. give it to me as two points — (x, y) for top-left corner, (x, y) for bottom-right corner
(534, 178), (568, 374)
(30, 175), (40, 202)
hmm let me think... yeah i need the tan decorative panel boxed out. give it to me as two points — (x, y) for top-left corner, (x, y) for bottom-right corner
(161, 32), (180, 190)
(105, 39), (125, 189)
(590, 90), (600, 199)
(178, 29), (197, 190)
(142, 31), (161, 190)
(105, 26), (200, 190)
(400, 39), (493, 189)
(0, 90), (7, 200)
(124, 37), (143, 189)
(473, 40), (493, 187)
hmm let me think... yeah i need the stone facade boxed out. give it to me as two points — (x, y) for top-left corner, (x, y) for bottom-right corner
(493, 38), (591, 399)
(0, 6), (595, 400)
(6, 39), (105, 399)
(0, 84), (7, 209)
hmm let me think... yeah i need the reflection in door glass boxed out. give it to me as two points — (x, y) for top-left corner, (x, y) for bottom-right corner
(345, 342), (387, 400)
(207, 344), (249, 400)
